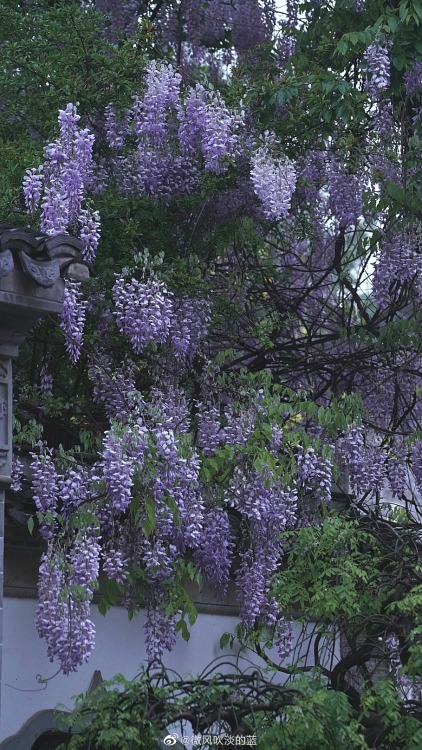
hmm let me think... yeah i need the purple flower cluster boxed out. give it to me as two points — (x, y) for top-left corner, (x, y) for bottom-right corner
(277, 0), (298, 64)
(197, 403), (222, 455)
(297, 150), (326, 204)
(106, 61), (242, 197)
(364, 41), (390, 98)
(225, 463), (297, 628)
(341, 425), (387, 496)
(411, 440), (422, 491)
(101, 427), (135, 513)
(39, 365), (54, 396)
(274, 617), (294, 661)
(102, 546), (129, 584)
(95, 0), (138, 38)
(226, 467), (296, 528)
(250, 137), (296, 221)
(231, 0), (272, 56)
(23, 167), (43, 213)
(198, 89), (242, 174)
(373, 99), (394, 140)
(132, 62), (182, 147)
(32, 103), (95, 233)
(89, 354), (140, 422)
(60, 279), (87, 363)
(193, 508), (233, 596)
(57, 467), (91, 516)
(78, 206), (101, 263)
(145, 597), (177, 664)
(296, 445), (333, 505)
(113, 273), (212, 361)
(23, 103), (101, 269)
(236, 549), (269, 627)
(104, 103), (130, 149)
(236, 515), (290, 628)
(387, 438), (408, 498)
(154, 427), (178, 462)
(150, 385), (190, 434)
(70, 530), (101, 590)
(404, 61), (422, 96)
(143, 537), (178, 583)
(326, 156), (363, 227)
(10, 456), (24, 493)
(113, 273), (173, 354)
(36, 551), (96, 674)
(31, 451), (59, 514)
(223, 405), (254, 447)
(170, 297), (211, 359)
(372, 232), (421, 308)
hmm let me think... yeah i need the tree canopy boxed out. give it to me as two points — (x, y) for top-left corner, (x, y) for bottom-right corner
(2, 0), (422, 747)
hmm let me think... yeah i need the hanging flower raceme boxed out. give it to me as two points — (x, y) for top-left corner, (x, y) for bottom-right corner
(10, 456), (24, 493)
(104, 103), (130, 149)
(22, 102), (100, 255)
(170, 296), (211, 359)
(23, 167), (44, 213)
(193, 507), (234, 596)
(326, 155), (363, 228)
(70, 530), (101, 591)
(101, 426), (135, 514)
(364, 40), (391, 98)
(132, 61), (182, 147)
(78, 206), (101, 263)
(60, 279), (87, 363)
(89, 354), (141, 422)
(39, 365), (54, 396)
(197, 402), (222, 455)
(31, 450), (59, 515)
(250, 135), (296, 221)
(372, 231), (422, 309)
(295, 445), (333, 506)
(113, 272), (174, 354)
(145, 592), (177, 664)
(36, 546), (96, 675)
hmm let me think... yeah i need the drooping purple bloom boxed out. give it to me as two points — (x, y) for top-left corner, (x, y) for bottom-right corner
(250, 137), (296, 221)
(78, 206), (101, 263)
(193, 508), (234, 596)
(70, 531), (101, 592)
(113, 273), (173, 354)
(404, 61), (422, 97)
(23, 167), (43, 213)
(10, 456), (24, 493)
(36, 550), (96, 674)
(364, 41), (390, 98)
(101, 427), (135, 513)
(39, 365), (54, 396)
(60, 279), (87, 363)
(145, 596), (177, 664)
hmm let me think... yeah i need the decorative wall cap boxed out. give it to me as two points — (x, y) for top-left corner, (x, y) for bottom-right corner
(0, 223), (89, 287)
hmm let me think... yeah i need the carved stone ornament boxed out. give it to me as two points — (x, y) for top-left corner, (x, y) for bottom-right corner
(0, 224), (87, 287)
(0, 448), (8, 470)
(19, 252), (61, 288)
(0, 362), (7, 379)
(0, 228), (41, 253)
(0, 249), (14, 278)
(45, 233), (83, 257)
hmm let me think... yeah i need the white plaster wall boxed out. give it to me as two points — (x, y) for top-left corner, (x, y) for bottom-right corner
(0, 597), (242, 741)
(0, 597), (339, 743)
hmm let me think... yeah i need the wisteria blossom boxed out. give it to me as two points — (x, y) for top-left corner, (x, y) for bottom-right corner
(250, 138), (296, 220)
